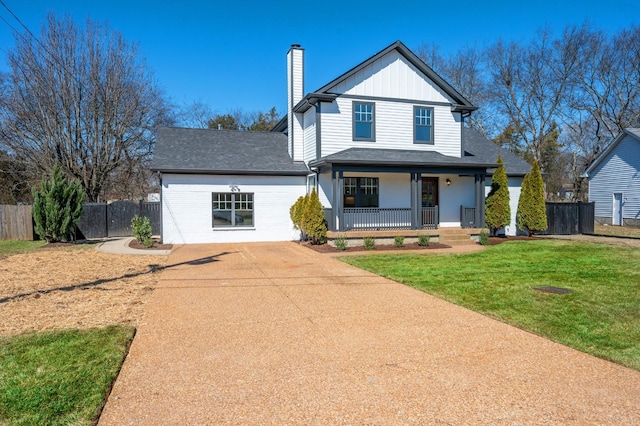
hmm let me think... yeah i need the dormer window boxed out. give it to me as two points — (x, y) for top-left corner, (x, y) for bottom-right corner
(353, 102), (375, 141)
(414, 106), (434, 144)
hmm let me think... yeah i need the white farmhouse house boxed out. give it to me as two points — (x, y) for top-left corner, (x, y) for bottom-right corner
(585, 128), (640, 227)
(152, 41), (530, 244)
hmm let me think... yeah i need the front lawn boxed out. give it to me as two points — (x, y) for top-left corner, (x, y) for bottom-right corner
(342, 240), (640, 370)
(0, 240), (46, 258)
(0, 326), (134, 425)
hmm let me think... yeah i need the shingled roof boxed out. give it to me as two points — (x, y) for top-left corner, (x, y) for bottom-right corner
(462, 127), (531, 176)
(308, 127), (530, 176)
(152, 127), (309, 175)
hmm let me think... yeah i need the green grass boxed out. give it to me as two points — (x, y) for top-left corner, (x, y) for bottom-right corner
(0, 240), (47, 257)
(0, 326), (135, 425)
(342, 240), (640, 370)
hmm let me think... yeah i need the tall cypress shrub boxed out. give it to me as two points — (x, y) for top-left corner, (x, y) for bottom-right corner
(517, 160), (547, 236)
(32, 163), (85, 242)
(289, 195), (306, 230)
(484, 155), (511, 236)
(301, 188), (327, 244)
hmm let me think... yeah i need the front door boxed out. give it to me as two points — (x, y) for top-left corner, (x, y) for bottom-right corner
(422, 178), (439, 207)
(612, 193), (623, 226)
(421, 177), (439, 228)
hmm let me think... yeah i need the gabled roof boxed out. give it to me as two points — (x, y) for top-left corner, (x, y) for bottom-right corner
(313, 40), (476, 113)
(584, 128), (640, 176)
(152, 127), (309, 175)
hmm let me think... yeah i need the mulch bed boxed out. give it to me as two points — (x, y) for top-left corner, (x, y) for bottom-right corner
(128, 239), (173, 250)
(304, 241), (451, 253)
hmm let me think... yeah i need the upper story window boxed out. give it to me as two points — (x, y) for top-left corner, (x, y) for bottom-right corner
(353, 102), (375, 141)
(212, 192), (254, 227)
(414, 106), (434, 144)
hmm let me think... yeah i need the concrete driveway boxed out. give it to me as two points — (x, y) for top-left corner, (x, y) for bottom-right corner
(99, 242), (640, 425)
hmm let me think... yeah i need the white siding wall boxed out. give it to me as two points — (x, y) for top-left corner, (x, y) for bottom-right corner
(161, 173), (306, 244)
(330, 50), (453, 102)
(484, 177), (524, 236)
(303, 108), (316, 163)
(321, 97), (461, 158)
(589, 135), (640, 220)
(431, 174), (475, 227)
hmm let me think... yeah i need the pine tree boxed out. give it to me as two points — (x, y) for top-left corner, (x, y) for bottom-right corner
(32, 163), (85, 242)
(484, 155), (511, 236)
(300, 188), (327, 245)
(517, 160), (547, 236)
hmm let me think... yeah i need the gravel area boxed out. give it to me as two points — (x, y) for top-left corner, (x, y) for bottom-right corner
(99, 242), (640, 425)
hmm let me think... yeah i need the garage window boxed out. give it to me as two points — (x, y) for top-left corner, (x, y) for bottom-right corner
(212, 193), (254, 227)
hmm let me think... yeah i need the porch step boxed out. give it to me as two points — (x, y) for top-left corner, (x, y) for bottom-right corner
(437, 229), (482, 246)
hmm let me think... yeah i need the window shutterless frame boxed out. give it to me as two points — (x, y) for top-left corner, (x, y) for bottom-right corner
(353, 101), (375, 141)
(212, 192), (254, 227)
(414, 106), (434, 144)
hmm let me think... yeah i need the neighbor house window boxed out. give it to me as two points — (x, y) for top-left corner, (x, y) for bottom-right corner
(212, 192), (253, 227)
(353, 102), (375, 141)
(343, 177), (378, 207)
(414, 106), (434, 144)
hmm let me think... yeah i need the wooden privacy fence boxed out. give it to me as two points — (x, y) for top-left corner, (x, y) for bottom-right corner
(542, 202), (594, 235)
(0, 201), (160, 240)
(0, 205), (33, 240)
(77, 201), (160, 239)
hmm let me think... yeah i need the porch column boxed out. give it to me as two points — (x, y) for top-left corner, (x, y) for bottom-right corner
(410, 173), (421, 230)
(332, 170), (344, 232)
(474, 174), (486, 228)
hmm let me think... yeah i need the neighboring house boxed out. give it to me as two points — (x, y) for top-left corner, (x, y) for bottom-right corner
(152, 41), (530, 244)
(585, 128), (640, 227)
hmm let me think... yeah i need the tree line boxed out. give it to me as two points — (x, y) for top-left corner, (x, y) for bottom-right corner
(416, 23), (640, 200)
(0, 14), (637, 205)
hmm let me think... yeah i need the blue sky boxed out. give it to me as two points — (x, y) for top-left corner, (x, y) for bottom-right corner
(0, 0), (638, 118)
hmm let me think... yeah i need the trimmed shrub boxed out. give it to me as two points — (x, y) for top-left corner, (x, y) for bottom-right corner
(300, 188), (327, 245)
(394, 236), (405, 247)
(517, 160), (547, 236)
(132, 215), (153, 248)
(290, 195), (306, 230)
(334, 235), (348, 251)
(363, 236), (376, 250)
(478, 231), (489, 245)
(485, 155), (511, 236)
(32, 163), (85, 242)
(417, 234), (430, 246)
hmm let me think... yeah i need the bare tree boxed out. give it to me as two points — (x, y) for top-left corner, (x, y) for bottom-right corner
(416, 44), (492, 135)
(0, 13), (172, 202)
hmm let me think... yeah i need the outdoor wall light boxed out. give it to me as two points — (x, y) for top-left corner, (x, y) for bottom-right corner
(445, 178), (452, 186)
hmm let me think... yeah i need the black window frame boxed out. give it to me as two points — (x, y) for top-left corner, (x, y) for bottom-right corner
(353, 101), (375, 141)
(343, 177), (379, 208)
(414, 106), (434, 144)
(212, 192), (254, 228)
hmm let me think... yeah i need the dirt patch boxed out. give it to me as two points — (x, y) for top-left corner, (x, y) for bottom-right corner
(0, 248), (166, 336)
(303, 241), (451, 253)
(128, 239), (173, 250)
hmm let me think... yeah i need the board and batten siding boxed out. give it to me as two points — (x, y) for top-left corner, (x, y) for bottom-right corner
(589, 134), (640, 220)
(287, 47), (304, 161)
(329, 50), (454, 103)
(320, 97), (461, 158)
(161, 173), (306, 244)
(302, 108), (316, 163)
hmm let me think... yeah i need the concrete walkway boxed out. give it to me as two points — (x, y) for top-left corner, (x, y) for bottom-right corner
(99, 242), (640, 425)
(96, 237), (172, 255)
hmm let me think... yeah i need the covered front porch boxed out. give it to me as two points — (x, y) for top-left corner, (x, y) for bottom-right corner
(318, 168), (487, 233)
